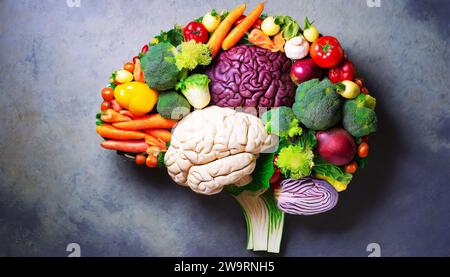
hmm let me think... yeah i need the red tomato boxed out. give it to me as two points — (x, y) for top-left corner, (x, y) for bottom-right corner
(101, 87), (114, 101)
(141, 44), (149, 54)
(328, 59), (356, 83)
(183, 22), (209, 43)
(310, 36), (344, 68)
(123, 62), (135, 73)
(100, 101), (111, 111)
(345, 161), (358, 174)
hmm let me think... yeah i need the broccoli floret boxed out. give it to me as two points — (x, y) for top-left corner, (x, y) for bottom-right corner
(276, 144), (314, 179)
(140, 42), (180, 91)
(262, 107), (302, 139)
(292, 78), (342, 130)
(156, 91), (191, 120)
(343, 94), (378, 137)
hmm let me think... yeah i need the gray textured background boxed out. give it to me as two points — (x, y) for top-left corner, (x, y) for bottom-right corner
(0, 0), (449, 257)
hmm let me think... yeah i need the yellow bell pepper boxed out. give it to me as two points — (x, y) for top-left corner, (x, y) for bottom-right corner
(114, 82), (158, 116)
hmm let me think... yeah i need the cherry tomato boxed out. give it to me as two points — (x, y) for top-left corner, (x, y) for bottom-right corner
(141, 44), (149, 54)
(354, 77), (365, 89)
(345, 161), (358, 174)
(135, 154), (146, 165)
(146, 155), (158, 168)
(328, 59), (356, 83)
(358, 142), (369, 158)
(310, 36), (344, 68)
(123, 62), (135, 73)
(101, 87), (114, 101)
(183, 21), (209, 43)
(132, 56), (139, 64)
(100, 101), (111, 111)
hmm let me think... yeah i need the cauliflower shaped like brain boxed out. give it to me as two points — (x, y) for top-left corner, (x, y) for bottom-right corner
(206, 44), (295, 108)
(165, 106), (276, 195)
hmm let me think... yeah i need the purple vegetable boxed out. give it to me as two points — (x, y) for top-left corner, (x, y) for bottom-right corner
(206, 45), (295, 108)
(275, 177), (339, 215)
(290, 58), (323, 85)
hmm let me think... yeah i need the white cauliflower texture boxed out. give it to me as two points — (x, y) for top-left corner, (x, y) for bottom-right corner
(165, 106), (276, 195)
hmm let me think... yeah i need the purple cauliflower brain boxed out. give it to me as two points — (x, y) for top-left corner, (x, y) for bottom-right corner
(206, 45), (295, 108)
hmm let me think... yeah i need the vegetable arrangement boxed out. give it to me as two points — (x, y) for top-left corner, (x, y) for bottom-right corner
(95, 3), (378, 254)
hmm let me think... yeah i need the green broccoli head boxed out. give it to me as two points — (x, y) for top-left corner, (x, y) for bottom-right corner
(140, 42), (180, 91)
(292, 78), (342, 130)
(276, 144), (314, 179)
(156, 90), (191, 120)
(343, 94), (378, 137)
(262, 107), (302, 139)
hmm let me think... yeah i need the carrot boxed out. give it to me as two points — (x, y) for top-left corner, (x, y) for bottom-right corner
(101, 140), (149, 153)
(111, 99), (123, 112)
(143, 129), (172, 143)
(96, 124), (146, 140)
(145, 135), (167, 150)
(222, 3), (264, 51)
(133, 58), (145, 83)
(113, 114), (177, 131)
(101, 109), (131, 123)
(207, 4), (247, 58)
(119, 110), (144, 120)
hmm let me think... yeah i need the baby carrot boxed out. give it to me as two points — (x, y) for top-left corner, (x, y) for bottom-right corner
(113, 114), (177, 131)
(111, 99), (123, 112)
(144, 135), (167, 150)
(100, 140), (149, 153)
(96, 124), (146, 140)
(143, 129), (172, 143)
(222, 3), (264, 51)
(101, 109), (131, 123)
(207, 3), (247, 58)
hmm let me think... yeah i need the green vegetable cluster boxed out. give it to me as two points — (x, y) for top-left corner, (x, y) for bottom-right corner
(343, 94), (378, 137)
(156, 91), (191, 120)
(274, 16), (301, 40)
(262, 107), (302, 139)
(140, 42), (180, 91)
(292, 78), (342, 131)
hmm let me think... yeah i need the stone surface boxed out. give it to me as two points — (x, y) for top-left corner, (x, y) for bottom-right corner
(0, 0), (449, 256)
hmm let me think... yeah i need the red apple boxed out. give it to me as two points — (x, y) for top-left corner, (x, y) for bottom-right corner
(290, 58), (323, 85)
(316, 128), (356, 166)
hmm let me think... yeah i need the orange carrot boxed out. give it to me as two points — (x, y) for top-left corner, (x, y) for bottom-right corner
(207, 4), (247, 58)
(111, 99), (123, 112)
(133, 58), (145, 82)
(96, 124), (146, 140)
(101, 140), (149, 153)
(113, 114), (177, 131)
(145, 135), (167, 150)
(143, 129), (172, 143)
(222, 3), (264, 51)
(119, 110), (144, 120)
(101, 109), (131, 123)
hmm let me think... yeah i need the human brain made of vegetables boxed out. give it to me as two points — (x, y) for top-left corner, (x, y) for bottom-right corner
(95, 3), (378, 253)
